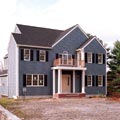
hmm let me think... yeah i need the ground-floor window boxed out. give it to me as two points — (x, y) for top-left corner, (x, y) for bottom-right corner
(87, 75), (92, 86)
(98, 75), (103, 86)
(24, 74), (47, 87)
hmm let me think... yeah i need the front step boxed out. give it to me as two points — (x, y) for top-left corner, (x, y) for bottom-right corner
(53, 93), (86, 99)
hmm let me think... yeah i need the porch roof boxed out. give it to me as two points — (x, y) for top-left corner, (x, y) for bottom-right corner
(51, 66), (87, 70)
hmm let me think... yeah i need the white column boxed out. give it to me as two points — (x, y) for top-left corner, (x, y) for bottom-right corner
(77, 51), (80, 66)
(82, 70), (85, 93)
(58, 69), (61, 93)
(53, 69), (55, 95)
(73, 70), (75, 93)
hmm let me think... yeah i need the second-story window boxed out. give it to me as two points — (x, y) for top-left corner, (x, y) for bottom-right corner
(36, 50), (48, 62)
(24, 49), (30, 61)
(87, 52), (92, 63)
(98, 54), (103, 64)
(40, 50), (46, 62)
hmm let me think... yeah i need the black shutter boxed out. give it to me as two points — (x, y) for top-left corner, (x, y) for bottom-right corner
(72, 55), (75, 59)
(96, 54), (98, 64)
(23, 74), (26, 87)
(85, 53), (87, 63)
(92, 53), (94, 63)
(46, 51), (49, 62)
(21, 49), (24, 60)
(92, 75), (95, 86)
(96, 76), (98, 86)
(56, 54), (59, 59)
(103, 75), (105, 86)
(103, 54), (105, 64)
(30, 50), (33, 61)
(44, 75), (47, 86)
(36, 50), (39, 61)
(85, 75), (87, 86)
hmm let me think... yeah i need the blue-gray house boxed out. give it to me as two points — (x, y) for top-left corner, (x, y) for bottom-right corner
(8, 24), (107, 98)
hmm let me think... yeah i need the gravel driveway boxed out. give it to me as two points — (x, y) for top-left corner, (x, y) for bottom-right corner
(17, 98), (120, 120)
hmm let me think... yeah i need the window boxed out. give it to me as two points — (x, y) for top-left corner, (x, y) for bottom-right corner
(26, 74), (45, 87)
(40, 50), (46, 62)
(98, 75), (103, 86)
(87, 75), (92, 86)
(26, 75), (32, 86)
(39, 75), (44, 86)
(98, 54), (103, 64)
(87, 52), (92, 63)
(24, 49), (30, 61)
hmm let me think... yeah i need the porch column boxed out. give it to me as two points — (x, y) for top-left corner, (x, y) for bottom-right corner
(82, 70), (85, 93)
(58, 69), (61, 94)
(53, 69), (55, 95)
(73, 70), (75, 93)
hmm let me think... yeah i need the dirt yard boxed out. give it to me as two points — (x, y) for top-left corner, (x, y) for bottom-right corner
(8, 97), (120, 120)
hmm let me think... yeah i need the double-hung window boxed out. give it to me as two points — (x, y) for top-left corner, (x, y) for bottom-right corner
(24, 49), (30, 61)
(87, 75), (92, 86)
(98, 75), (103, 86)
(87, 52), (92, 63)
(98, 54), (103, 64)
(39, 50), (46, 62)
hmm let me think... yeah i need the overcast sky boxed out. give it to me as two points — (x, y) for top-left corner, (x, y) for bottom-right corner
(0, 0), (120, 61)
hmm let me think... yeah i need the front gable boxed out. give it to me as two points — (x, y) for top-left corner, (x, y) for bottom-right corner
(84, 38), (106, 53)
(52, 26), (88, 54)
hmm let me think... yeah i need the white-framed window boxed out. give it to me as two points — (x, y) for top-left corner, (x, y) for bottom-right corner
(39, 50), (46, 62)
(39, 75), (44, 86)
(26, 74), (44, 87)
(87, 75), (92, 86)
(98, 54), (103, 64)
(98, 75), (103, 86)
(87, 52), (92, 63)
(24, 49), (30, 61)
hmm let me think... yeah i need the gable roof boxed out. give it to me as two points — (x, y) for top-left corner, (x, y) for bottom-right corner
(12, 24), (88, 48)
(13, 24), (63, 48)
(76, 36), (106, 51)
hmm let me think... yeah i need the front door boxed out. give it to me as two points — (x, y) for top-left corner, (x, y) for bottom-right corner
(62, 75), (71, 93)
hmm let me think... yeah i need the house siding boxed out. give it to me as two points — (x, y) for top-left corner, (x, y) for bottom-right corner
(0, 76), (8, 96)
(8, 35), (19, 98)
(19, 48), (52, 96)
(84, 38), (106, 95)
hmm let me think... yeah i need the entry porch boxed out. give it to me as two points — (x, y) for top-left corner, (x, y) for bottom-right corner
(52, 66), (87, 98)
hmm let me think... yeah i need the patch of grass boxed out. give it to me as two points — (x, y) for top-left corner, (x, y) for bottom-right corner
(0, 98), (15, 108)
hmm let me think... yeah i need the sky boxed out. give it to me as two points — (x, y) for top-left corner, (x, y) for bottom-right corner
(0, 0), (120, 62)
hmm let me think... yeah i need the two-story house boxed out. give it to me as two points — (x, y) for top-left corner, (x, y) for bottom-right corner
(8, 24), (107, 98)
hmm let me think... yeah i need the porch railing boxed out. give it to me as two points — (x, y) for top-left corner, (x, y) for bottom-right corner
(54, 58), (85, 67)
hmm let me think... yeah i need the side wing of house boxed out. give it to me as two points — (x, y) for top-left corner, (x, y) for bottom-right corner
(84, 38), (107, 95)
(8, 35), (19, 98)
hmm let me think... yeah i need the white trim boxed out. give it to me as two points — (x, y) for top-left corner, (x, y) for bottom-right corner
(87, 52), (92, 63)
(98, 75), (103, 86)
(77, 37), (107, 52)
(17, 44), (52, 49)
(73, 70), (75, 93)
(39, 50), (46, 62)
(51, 66), (87, 71)
(52, 24), (88, 47)
(24, 49), (30, 61)
(26, 74), (45, 87)
(53, 69), (55, 95)
(98, 53), (103, 64)
(87, 75), (92, 87)
(82, 70), (85, 93)
(58, 69), (61, 93)
(16, 46), (19, 97)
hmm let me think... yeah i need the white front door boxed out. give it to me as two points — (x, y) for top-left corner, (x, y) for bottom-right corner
(62, 75), (71, 93)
